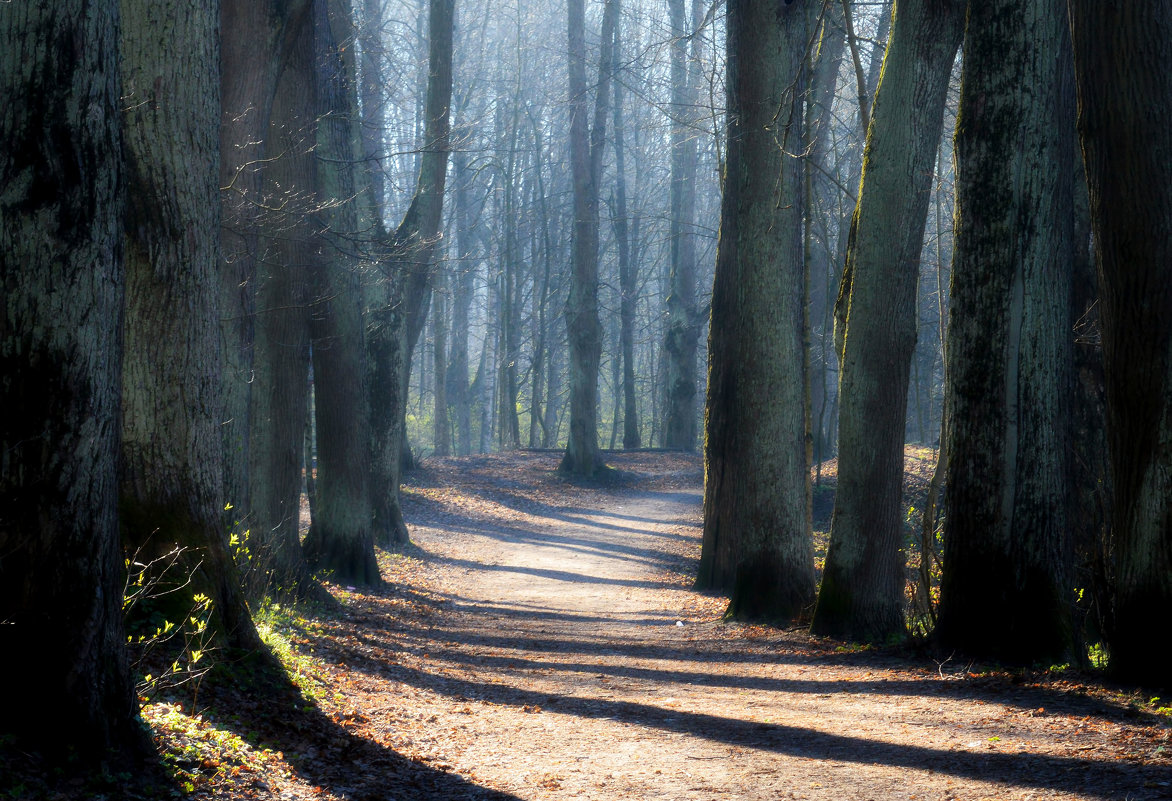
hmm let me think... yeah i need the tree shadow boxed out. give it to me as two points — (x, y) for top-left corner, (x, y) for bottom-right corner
(188, 653), (523, 801)
(314, 622), (1172, 800)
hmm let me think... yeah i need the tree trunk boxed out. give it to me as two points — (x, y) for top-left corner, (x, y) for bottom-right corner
(119, 0), (266, 650)
(697, 0), (816, 623)
(1067, 0), (1172, 685)
(661, 0), (702, 451)
(247, 18), (321, 600)
(360, 0), (387, 224)
(433, 267), (451, 456)
(610, 8), (641, 450)
(367, 0), (455, 544)
(528, 112), (557, 449)
(496, 97), (523, 451)
(219, 0), (312, 527)
(936, 0), (1077, 663)
(0, 0), (147, 757)
(811, 0), (964, 642)
(561, 0), (619, 477)
(302, 0), (380, 585)
(449, 128), (477, 456)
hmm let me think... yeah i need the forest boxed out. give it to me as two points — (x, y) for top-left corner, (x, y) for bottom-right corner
(2, 0), (1171, 797)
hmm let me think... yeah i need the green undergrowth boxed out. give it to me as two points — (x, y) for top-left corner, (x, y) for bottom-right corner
(142, 596), (338, 797)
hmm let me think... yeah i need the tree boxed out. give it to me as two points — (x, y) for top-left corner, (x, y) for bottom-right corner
(0, 0), (147, 757)
(611, 1), (641, 450)
(561, 0), (619, 476)
(219, 0), (312, 528)
(301, 0), (381, 584)
(367, 0), (455, 544)
(1067, 0), (1172, 684)
(119, 0), (266, 646)
(811, 0), (964, 642)
(247, 15), (321, 599)
(696, 0), (815, 622)
(935, 0), (1077, 663)
(660, 0), (703, 451)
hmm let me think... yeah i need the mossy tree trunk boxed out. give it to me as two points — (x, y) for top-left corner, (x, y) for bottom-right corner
(936, 0), (1077, 664)
(811, 0), (964, 642)
(1068, 0), (1172, 685)
(697, 0), (816, 623)
(0, 0), (148, 758)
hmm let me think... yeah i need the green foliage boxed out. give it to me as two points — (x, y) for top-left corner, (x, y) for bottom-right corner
(252, 601), (330, 703)
(123, 547), (217, 708)
(1087, 641), (1110, 670)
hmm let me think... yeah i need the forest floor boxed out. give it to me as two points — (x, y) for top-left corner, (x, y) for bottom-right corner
(7, 450), (1171, 800)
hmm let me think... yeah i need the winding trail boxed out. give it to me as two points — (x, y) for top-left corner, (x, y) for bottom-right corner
(336, 452), (1170, 801)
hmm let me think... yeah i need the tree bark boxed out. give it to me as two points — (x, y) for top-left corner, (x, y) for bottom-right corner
(0, 0), (147, 757)
(811, 0), (964, 642)
(936, 0), (1077, 663)
(449, 130), (477, 456)
(697, 0), (816, 623)
(119, 0), (265, 649)
(1067, 0), (1172, 685)
(433, 267), (452, 456)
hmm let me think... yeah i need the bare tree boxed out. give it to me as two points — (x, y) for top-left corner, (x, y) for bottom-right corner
(561, 0), (620, 476)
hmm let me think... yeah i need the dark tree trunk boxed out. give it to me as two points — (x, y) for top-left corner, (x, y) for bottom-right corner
(247, 18), (321, 600)
(0, 0), (147, 757)
(119, 0), (266, 649)
(697, 0), (816, 623)
(812, 0), (964, 642)
(936, 0), (1077, 663)
(1068, 0), (1172, 685)
(301, 0), (379, 585)
(219, 0), (312, 528)
(560, 0), (619, 477)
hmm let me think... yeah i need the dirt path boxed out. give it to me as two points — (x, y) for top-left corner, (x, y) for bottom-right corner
(303, 451), (1169, 801)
